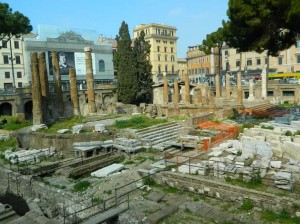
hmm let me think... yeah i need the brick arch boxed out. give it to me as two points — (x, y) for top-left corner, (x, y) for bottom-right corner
(0, 102), (12, 116)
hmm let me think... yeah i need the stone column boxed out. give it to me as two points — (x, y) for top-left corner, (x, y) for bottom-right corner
(173, 79), (179, 105)
(215, 73), (221, 99)
(38, 52), (49, 98)
(69, 68), (80, 115)
(184, 74), (190, 104)
(85, 47), (96, 113)
(163, 72), (168, 105)
(226, 72), (231, 100)
(52, 51), (64, 117)
(261, 67), (267, 99)
(31, 52), (43, 125)
(248, 78), (255, 101)
(38, 52), (50, 121)
(237, 53), (243, 108)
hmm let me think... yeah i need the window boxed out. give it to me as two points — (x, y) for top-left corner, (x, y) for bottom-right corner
(165, 55), (167, 61)
(278, 56), (283, 65)
(2, 40), (7, 48)
(256, 58), (261, 65)
(156, 40), (160, 43)
(14, 41), (19, 49)
(172, 65), (175, 74)
(164, 47), (167, 52)
(267, 91), (274, 96)
(297, 55), (300, 63)
(171, 55), (174, 61)
(282, 90), (294, 96)
(5, 72), (10, 78)
(165, 65), (168, 73)
(17, 82), (22, 88)
(15, 55), (21, 64)
(3, 55), (9, 64)
(163, 41), (167, 44)
(170, 41), (174, 44)
(247, 59), (252, 66)
(171, 47), (173, 53)
(158, 55), (160, 61)
(156, 28), (160, 34)
(158, 65), (161, 74)
(98, 59), (105, 72)
(170, 31), (173, 36)
(17, 72), (22, 78)
(265, 57), (268, 64)
(236, 60), (240, 67)
(157, 46), (160, 52)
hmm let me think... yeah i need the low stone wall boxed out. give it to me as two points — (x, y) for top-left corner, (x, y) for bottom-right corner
(154, 171), (297, 213)
(13, 132), (112, 152)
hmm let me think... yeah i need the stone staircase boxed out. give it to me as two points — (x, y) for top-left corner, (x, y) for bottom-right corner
(134, 122), (183, 150)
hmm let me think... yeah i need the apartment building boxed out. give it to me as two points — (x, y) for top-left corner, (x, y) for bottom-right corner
(0, 34), (36, 91)
(133, 23), (178, 83)
(186, 45), (220, 84)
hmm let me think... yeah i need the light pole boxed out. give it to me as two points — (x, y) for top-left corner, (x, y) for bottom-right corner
(9, 36), (16, 90)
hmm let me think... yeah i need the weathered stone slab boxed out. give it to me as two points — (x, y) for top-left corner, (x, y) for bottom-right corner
(91, 163), (124, 178)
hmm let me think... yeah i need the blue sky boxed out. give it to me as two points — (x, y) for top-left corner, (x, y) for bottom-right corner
(5, 0), (229, 58)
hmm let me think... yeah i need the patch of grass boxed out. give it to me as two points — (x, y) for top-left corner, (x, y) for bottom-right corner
(240, 198), (253, 211)
(261, 125), (274, 130)
(123, 160), (135, 165)
(0, 137), (17, 152)
(103, 189), (112, 195)
(38, 116), (86, 134)
(225, 176), (264, 189)
(295, 130), (300, 136)
(112, 115), (167, 129)
(170, 115), (187, 121)
(163, 186), (180, 194)
(285, 130), (293, 136)
(183, 207), (192, 214)
(91, 197), (103, 205)
(115, 155), (125, 163)
(0, 115), (32, 131)
(261, 209), (300, 224)
(73, 180), (90, 192)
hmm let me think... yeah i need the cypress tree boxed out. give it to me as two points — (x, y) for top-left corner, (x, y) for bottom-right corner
(113, 21), (138, 104)
(132, 30), (153, 104)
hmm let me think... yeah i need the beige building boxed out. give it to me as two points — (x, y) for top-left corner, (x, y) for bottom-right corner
(0, 34), (35, 91)
(177, 58), (187, 79)
(186, 46), (219, 84)
(222, 41), (300, 82)
(133, 23), (178, 83)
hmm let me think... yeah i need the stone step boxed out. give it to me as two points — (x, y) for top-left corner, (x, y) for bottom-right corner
(139, 126), (182, 139)
(148, 135), (179, 147)
(134, 122), (179, 135)
(0, 209), (18, 222)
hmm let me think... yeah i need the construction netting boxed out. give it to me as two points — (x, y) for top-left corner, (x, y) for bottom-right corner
(198, 121), (238, 149)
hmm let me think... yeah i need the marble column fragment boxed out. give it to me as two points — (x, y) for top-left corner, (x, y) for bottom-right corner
(52, 51), (64, 117)
(31, 52), (43, 125)
(69, 68), (80, 115)
(85, 47), (96, 113)
(184, 74), (190, 104)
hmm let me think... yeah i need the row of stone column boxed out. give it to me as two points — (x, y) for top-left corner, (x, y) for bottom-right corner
(31, 48), (96, 125)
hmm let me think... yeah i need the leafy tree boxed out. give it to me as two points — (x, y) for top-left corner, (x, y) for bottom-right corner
(199, 27), (225, 75)
(225, 0), (300, 56)
(132, 30), (153, 104)
(0, 2), (32, 48)
(113, 21), (138, 104)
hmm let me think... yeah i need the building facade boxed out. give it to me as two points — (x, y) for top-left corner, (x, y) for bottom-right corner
(133, 23), (178, 83)
(186, 46), (220, 85)
(0, 34), (37, 91)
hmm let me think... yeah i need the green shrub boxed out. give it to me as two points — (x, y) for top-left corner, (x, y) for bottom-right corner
(113, 115), (167, 129)
(0, 137), (17, 152)
(73, 180), (90, 192)
(284, 130), (293, 136)
(0, 116), (32, 131)
(91, 197), (103, 205)
(261, 125), (274, 130)
(240, 198), (253, 211)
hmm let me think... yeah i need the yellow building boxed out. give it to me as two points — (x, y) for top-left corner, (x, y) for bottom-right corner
(186, 46), (219, 84)
(177, 58), (187, 80)
(133, 23), (178, 83)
